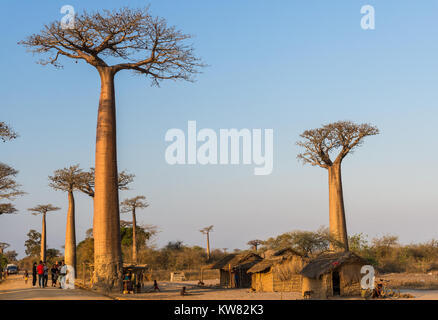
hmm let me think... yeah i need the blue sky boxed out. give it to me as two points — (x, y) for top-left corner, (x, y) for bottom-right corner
(1, 1), (438, 258)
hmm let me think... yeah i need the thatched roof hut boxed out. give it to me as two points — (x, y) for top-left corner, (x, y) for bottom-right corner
(300, 251), (367, 299)
(210, 252), (262, 288)
(248, 248), (307, 292)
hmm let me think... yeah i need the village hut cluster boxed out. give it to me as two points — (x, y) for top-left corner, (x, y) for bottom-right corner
(210, 250), (366, 299)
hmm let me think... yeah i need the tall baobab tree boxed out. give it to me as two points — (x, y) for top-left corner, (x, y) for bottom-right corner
(247, 239), (263, 252)
(20, 7), (204, 289)
(297, 121), (379, 251)
(28, 204), (61, 262)
(120, 196), (149, 264)
(49, 165), (88, 273)
(200, 225), (214, 260)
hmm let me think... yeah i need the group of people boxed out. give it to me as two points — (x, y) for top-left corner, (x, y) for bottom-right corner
(30, 260), (68, 289)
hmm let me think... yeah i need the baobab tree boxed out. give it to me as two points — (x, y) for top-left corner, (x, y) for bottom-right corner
(1, 123), (23, 215)
(200, 225), (214, 260)
(28, 204), (61, 262)
(297, 121), (379, 251)
(247, 239), (263, 252)
(20, 7), (203, 289)
(120, 196), (149, 264)
(0, 242), (10, 254)
(49, 165), (89, 273)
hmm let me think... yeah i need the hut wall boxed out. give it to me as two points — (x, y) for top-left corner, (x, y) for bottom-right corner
(220, 270), (232, 287)
(301, 274), (331, 299)
(251, 271), (273, 292)
(339, 263), (362, 296)
(273, 274), (302, 292)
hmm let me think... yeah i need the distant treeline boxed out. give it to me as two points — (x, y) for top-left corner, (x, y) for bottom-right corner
(14, 226), (438, 275)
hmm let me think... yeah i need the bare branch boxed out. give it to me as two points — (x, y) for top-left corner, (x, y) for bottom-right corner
(297, 121), (379, 168)
(19, 7), (205, 83)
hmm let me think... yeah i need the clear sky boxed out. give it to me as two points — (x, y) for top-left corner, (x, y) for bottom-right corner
(1, 0), (438, 258)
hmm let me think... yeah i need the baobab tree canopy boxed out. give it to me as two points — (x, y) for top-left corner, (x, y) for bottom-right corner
(120, 195), (149, 212)
(28, 204), (61, 215)
(0, 122), (18, 142)
(78, 168), (134, 198)
(0, 163), (24, 215)
(297, 121), (379, 169)
(19, 7), (204, 84)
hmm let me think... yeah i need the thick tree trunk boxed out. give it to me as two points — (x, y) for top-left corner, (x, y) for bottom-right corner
(64, 190), (76, 273)
(206, 233), (211, 260)
(132, 209), (137, 264)
(328, 162), (349, 251)
(93, 67), (122, 291)
(41, 213), (46, 262)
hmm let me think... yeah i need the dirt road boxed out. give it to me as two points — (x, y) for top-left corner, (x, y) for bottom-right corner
(0, 274), (111, 300)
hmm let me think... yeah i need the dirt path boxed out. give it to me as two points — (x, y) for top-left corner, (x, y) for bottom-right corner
(0, 274), (111, 300)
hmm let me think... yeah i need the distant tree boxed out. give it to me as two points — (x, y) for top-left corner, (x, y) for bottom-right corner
(20, 6), (204, 289)
(297, 121), (379, 251)
(28, 205), (61, 262)
(121, 196), (149, 263)
(200, 226), (214, 260)
(24, 230), (41, 257)
(247, 240), (263, 251)
(348, 233), (370, 254)
(0, 163), (24, 215)
(49, 165), (89, 273)
(165, 241), (184, 251)
(4, 250), (18, 262)
(0, 242), (10, 254)
(262, 228), (334, 257)
(372, 235), (399, 259)
(46, 248), (61, 261)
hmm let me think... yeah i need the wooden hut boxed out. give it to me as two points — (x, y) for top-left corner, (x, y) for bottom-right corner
(247, 248), (307, 292)
(210, 253), (262, 288)
(122, 263), (148, 293)
(300, 251), (366, 299)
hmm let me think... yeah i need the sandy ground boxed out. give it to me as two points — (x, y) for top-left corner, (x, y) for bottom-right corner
(113, 280), (303, 300)
(3, 273), (438, 300)
(0, 274), (111, 300)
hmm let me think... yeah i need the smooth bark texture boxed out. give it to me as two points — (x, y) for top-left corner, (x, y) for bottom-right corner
(93, 67), (122, 290)
(64, 190), (76, 271)
(206, 232), (211, 260)
(132, 208), (137, 263)
(328, 162), (349, 251)
(41, 213), (46, 262)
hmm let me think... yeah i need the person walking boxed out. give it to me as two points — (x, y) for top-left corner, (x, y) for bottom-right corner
(59, 261), (67, 289)
(153, 280), (160, 292)
(51, 263), (58, 287)
(37, 261), (44, 288)
(32, 262), (37, 287)
(43, 264), (49, 287)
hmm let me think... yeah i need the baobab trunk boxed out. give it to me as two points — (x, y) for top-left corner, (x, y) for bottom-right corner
(93, 67), (123, 290)
(64, 190), (76, 273)
(328, 162), (349, 251)
(206, 233), (211, 260)
(132, 208), (137, 264)
(41, 213), (46, 262)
